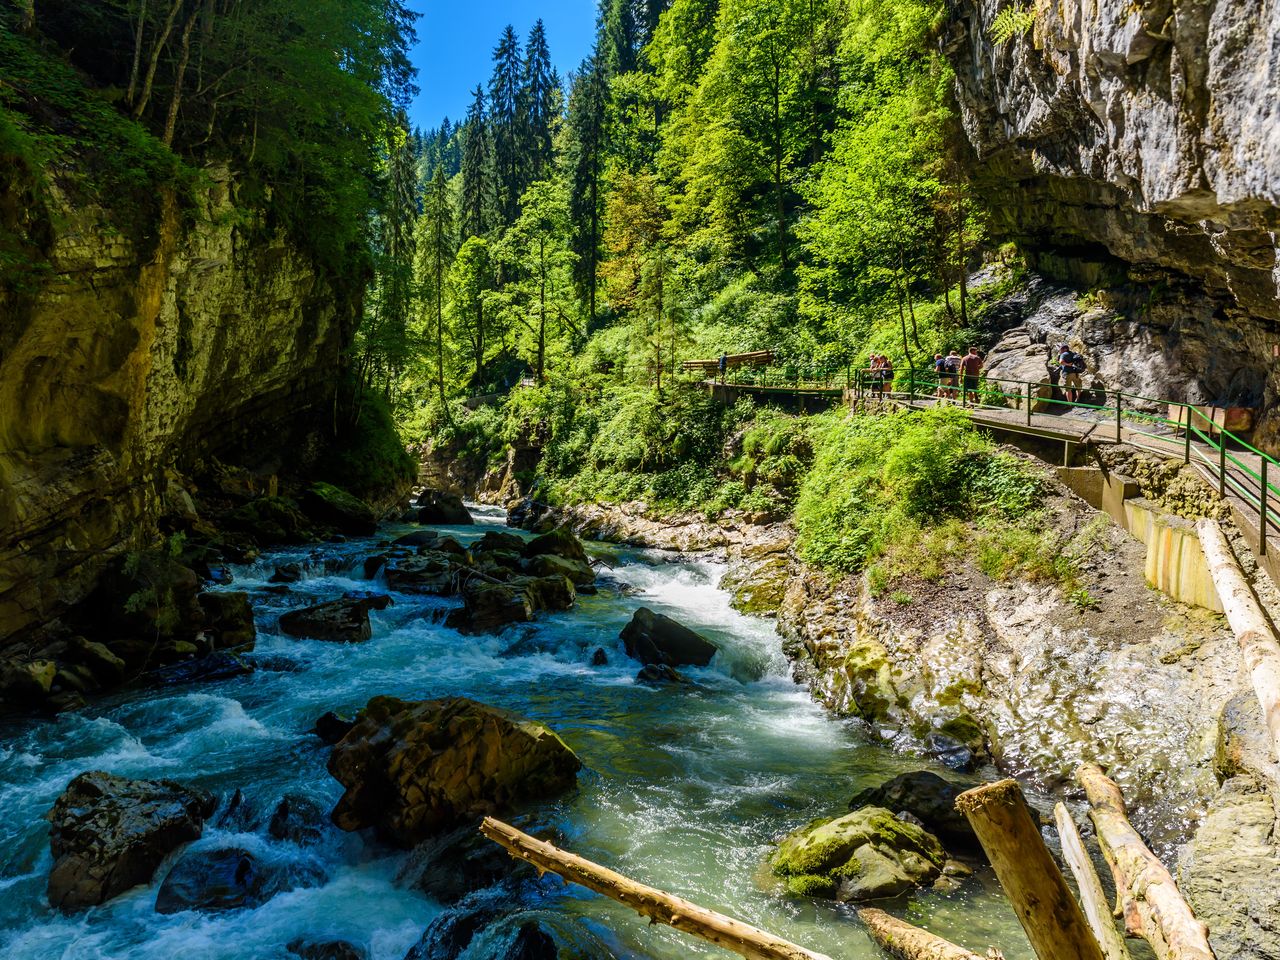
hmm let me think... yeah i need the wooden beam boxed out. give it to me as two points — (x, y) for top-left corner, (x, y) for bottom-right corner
(478, 817), (834, 960)
(1053, 802), (1132, 960)
(1077, 764), (1215, 960)
(857, 908), (989, 960)
(1195, 517), (1280, 761)
(955, 779), (1105, 960)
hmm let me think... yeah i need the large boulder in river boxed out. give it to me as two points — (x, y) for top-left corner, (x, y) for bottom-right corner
(416, 489), (474, 525)
(384, 552), (460, 595)
(521, 553), (595, 586)
(848, 771), (977, 848)
(155, 846), (326, 914)
(621, 607), (718, 668)
(46, 771), (216, 911)
(521, 526), (588, 563)
(279, 596), (389, 642)
(301, 482), (378, 536)
(327, 696), (581, 846)
(769, 806), (945, 901)
(445, 576), (576, 634)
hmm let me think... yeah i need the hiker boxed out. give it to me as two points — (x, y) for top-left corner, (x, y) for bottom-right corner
(933, 353), (947, 398)
(880, 355), (895, 395)
(1057, 343), (1086, 404)
(718, 351), (728, 383)
(959, 347), (983, 405)
(867, 354), (882, 395)
(943, 350), (962, 400)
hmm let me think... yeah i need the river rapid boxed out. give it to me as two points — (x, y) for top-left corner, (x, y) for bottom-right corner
(0, 507), (1033, 960)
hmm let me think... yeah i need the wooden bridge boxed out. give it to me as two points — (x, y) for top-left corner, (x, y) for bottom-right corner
(695, 362), (1280, 584)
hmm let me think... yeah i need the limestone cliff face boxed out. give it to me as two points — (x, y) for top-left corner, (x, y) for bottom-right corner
(948, 1), (1280, 430)
(0, 167), (355, 644)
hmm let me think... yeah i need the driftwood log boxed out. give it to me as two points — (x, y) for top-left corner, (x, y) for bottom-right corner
(955, 779), (1105, 960)
(857, 907), (988, 960)
(1195, 517), (1280, 761)
(1053, 802), (1132, 960)
(1077, 764), (1215, 960)
(479, 817), (835, 960)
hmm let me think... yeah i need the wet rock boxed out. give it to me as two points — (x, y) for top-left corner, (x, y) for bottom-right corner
(154, 846), (326, 914)
(229, 495), (314, 545)
(590, 648), (608, 667)
(415, 490), (473, 525)
(288, 939), (368, 960)
(849, 772), (977, 848)
(206, 566), (234, 585)
(394, 531), (440, 548)
(475, 530), (526, 553)
(520, 553), (595, 586)
(268, 794), (328, 846)
(0, 658), (58, 706)
(432, 537), (469, 557)
(47, 771), (216, 911)
(216, 788), (260, 831)
(1213, 693), (1269, 782)
(198, 591), (257, 649)
(385, 553), (459, 595)
(327, 696), (581, 846)
(147, 651), (254, 686)
(66, 635), (127, 686)
(279, 597), (387, 643)
(620, 607), (718, 668)
(521, 526), (588, 564)
(506, 497), (549, 531)
(271, 563), (304, 584)
(404, 904), (503, 960)
(397, 822), (534, 903)
(313, 710), (356, 744)
(769, 806), (945, 902)
(924, 733), (975, 773)
(404, 907), (616, 960)
(721, 552), (791, 616)
(301, 482), (378, 536)
(636, 664), (689, 685)
(445, 576), (575, 635)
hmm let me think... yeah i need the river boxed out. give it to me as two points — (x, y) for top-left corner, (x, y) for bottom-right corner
(0, 506), (1033, 959)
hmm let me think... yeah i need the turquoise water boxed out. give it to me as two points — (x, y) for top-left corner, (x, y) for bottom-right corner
(0, 507), (1032, 959)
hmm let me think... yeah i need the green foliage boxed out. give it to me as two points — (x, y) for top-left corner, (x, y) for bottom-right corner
(318, 388), (415, 501)
(989, 4), (1037, 45)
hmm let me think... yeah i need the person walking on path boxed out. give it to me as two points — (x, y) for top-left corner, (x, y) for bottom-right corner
(959, 347), (983, 405)
(933, 353), (947, 398)
(1057, 343), (1086, 404)
(881, 355), (895, 396)
(718, 351), (728, 383)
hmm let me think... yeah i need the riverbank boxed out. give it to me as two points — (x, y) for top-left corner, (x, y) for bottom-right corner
(504, 447), (1280, 960)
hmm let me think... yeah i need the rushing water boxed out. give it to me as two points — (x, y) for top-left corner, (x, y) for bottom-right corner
(0, 507), (1033, 959)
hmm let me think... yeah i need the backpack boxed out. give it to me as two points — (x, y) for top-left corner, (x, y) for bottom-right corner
(943, 356), (961, 373)
(1061, 351), (1086, 373)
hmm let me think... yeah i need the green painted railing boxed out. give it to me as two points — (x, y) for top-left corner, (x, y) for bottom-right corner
(708, 361), (1278, 555)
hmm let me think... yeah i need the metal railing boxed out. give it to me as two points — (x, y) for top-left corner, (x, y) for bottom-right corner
(710, 361), (1277, 556)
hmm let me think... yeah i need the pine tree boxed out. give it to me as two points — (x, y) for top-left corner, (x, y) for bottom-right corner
(521, 19), (557, 183)
(600, 0), (637, 77)
(417, 166), (456, 414)
(564, 47), (608, 327)
(460, 85), (494, 239)
(489, 24), (524, 225)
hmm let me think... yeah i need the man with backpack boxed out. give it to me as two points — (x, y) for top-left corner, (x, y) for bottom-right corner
(1058, 344), (1086, 404)
(959, 347), (983, 405)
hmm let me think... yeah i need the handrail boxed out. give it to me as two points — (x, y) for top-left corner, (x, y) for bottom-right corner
(704, 361), (1278, 556)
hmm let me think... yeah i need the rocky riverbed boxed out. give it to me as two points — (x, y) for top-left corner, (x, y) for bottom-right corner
(511, 449), (1280, 960)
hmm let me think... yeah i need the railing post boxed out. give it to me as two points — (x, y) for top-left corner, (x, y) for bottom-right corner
(1115, 389), (1122, 443)
(1026, 381), (1033, 425)
(908, 367), (916, 404)
(1219, 434), (1227, 498)
(1184, 407), (1192, 464)
(1262, 458), (1269, 557)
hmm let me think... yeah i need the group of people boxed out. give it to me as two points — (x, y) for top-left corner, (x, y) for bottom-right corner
(866, 354), (895, 395)
(932, 347), (986, 404)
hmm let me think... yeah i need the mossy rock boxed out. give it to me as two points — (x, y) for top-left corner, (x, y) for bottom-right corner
(228, 496), (313, 545)
(301, 482), (377, 536)
(770, 806), (945, 902)
(937, 712), (985, 752)
(841, 638), (897, 722)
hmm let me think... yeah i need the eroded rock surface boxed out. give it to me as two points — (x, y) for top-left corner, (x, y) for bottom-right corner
(621, 607), (718, 668)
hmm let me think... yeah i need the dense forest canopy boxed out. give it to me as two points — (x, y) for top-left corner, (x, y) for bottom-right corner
(353, 0), (995, 513)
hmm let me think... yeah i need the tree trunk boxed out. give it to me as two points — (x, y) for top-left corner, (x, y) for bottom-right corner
(127, 0), (149, 106)
(1053, 803), (1132, 960)
(18, 0), (35, 33)
(162, 5), (199, 146)
(956, 196), (969, 326)
(537, 236), (547, 383)
(857, 908), (990, 960)
(134, 0), (185, 121)
(1195, 517), (1280, 760)
(479, 817), (835, 960)
(772, 60), (788, 272)
(1077, 763), (1215, 960)
(955, 779), (1106, 960)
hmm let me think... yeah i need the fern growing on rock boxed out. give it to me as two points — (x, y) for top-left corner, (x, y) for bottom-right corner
(989, 3), (1037, 44)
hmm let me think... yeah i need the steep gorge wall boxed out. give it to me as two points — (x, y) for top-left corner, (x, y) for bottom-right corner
(949, 0), (1280, 435)
(0, 166), (356, 645)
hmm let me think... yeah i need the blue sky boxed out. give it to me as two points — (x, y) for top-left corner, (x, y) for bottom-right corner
(405, 0), (600, 132)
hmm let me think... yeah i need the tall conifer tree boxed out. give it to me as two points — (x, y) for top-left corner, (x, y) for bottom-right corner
(489, 24), (524, 225)
(460, 85), (494, 239)
(564, 47), (608, 327)
(521, 19), (557, 183)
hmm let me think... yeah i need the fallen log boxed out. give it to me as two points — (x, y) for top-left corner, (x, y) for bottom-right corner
(955, 779), (1105, 960)
(1195, 517), (1280, 761)
(1076, 763), (1215, 960)
(478, 817), (834, 960)
(1053, 802), (1131, 960)
(857, 907), (987, 960)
